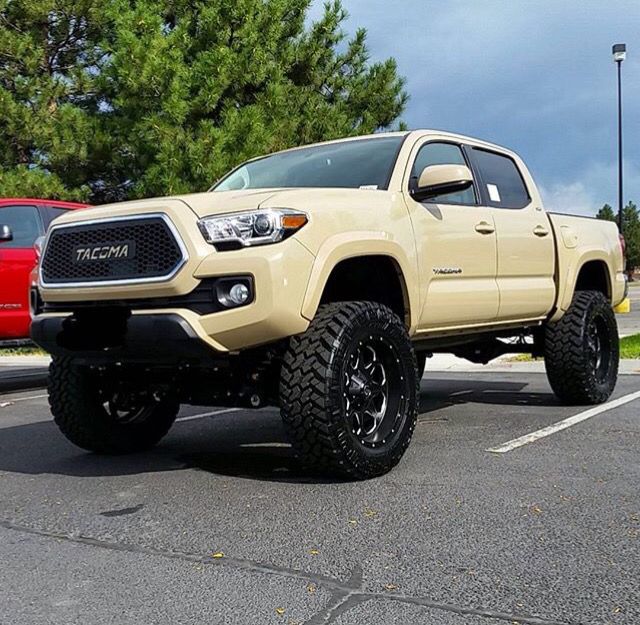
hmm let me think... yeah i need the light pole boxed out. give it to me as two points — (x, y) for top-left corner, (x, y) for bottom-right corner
(612, 43), (626, 233)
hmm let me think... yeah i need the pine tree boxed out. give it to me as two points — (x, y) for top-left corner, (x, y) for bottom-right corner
(0, 0), (407, 202)
(598, 202), (640, 275)
(596, 204), (616, 222)
(0, 0), (108, 200)
(622, 202), (640, 275)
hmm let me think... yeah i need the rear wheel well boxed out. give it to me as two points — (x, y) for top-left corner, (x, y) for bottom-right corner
(574, 260), (610, 300)
(319, 256), (409, 324)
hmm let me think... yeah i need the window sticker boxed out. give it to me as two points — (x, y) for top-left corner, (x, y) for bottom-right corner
(487, 183), (501, 203)
(359, 184), (379, 190)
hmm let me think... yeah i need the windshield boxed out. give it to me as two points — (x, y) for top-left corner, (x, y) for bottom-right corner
(211, 135), (406, 192)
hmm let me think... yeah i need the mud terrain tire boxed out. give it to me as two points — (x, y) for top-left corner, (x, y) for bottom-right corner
(544, 290), (619, 405)
(280, 302), (418, 479)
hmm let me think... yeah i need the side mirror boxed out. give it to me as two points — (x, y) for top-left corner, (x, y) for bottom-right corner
(0, 224), (13, 243)
(411, 164), (474, 202)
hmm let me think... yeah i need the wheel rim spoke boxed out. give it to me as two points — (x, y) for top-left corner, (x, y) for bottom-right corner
(104, 393), (149, 424)
(344, 338), (394, 444)
(587, 314), (610, 380)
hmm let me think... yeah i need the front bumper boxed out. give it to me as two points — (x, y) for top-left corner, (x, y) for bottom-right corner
(31, 312), (216, 363)
(36, 233), (316, 354)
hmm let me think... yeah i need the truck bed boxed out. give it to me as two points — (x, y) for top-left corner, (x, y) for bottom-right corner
(548, 212), (625, 314)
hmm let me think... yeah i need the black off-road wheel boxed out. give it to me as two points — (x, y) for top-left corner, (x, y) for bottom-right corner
(49, 357), (179, 454)
(279, 302), (419, 479)
(544, 290), (619, 405)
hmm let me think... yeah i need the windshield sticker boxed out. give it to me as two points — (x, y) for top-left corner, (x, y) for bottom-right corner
(359, 185), (379, 190)
(487, 184), (501, 202)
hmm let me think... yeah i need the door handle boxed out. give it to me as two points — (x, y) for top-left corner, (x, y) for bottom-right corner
(533, 225), (550, 237)
(474, 221), (495, 235)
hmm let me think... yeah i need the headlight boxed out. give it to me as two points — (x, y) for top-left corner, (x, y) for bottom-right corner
(198, 209), (308, 250)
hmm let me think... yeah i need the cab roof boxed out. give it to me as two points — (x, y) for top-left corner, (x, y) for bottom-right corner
(0, 198), (89, 209)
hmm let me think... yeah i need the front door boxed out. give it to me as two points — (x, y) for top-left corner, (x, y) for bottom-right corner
(404, 141), (499, 330)
(0, 205), (43, 339)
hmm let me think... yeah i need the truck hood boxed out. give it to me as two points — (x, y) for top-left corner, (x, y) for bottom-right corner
(174, 187), (393, 217)
(50, 187), (393, 225)
(167, 189), (287, 217)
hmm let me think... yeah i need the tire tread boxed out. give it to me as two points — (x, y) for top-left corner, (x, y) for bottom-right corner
(49, 357), (178, 454)
(544, 290), (619, 405)
(279, 302), (418, 479)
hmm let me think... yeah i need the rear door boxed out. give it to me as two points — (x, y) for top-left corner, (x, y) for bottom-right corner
(0, 205), (44, 339)
(467, 147), (555, 321)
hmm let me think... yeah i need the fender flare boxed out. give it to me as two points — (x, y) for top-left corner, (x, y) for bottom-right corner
(300, 232), (419, 333)
(552, 250), (614, 321)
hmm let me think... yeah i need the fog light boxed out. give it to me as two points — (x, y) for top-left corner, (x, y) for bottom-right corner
(215, 277), (254, 308)
(228, 283), (250, 305)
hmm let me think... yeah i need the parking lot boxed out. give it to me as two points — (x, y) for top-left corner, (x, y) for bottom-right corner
(617, 285), (640, 337)
(1, 366), (639, 625)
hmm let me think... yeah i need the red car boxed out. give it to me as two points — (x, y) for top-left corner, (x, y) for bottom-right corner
(0, 198), (88, 340)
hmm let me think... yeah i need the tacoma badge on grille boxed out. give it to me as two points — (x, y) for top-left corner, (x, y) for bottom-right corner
(73, 241), (136, 263)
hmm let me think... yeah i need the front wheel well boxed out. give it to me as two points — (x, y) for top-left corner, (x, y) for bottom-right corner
(318, 256), (409, 324)
(574, 260), (611, 300)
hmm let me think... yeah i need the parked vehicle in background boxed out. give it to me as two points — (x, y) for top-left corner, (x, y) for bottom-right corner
(0, 199), (88, 340)
(31, 130), (627, 478)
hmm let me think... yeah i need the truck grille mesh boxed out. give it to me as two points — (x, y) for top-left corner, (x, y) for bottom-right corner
(41, 217), (184, 284)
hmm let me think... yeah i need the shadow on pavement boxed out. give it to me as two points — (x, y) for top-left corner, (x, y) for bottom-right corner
(0, 377), (558, 481)
(0, 412), (342, 484)
(419, 377), (559, 413)
(0, 368), (48, 393)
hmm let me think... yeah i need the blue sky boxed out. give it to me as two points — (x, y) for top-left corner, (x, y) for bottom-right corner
(309, 0), (640, 215)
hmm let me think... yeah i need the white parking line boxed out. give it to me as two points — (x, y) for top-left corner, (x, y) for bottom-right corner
(487, 390), (640, 454)
(0, 393), (48, 408)
(176, 408), (240, 422)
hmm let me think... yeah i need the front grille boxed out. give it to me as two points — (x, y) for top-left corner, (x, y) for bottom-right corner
(41, 216), (185, 285)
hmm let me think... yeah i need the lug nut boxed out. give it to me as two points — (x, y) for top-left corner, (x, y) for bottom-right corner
(250, 394), (261, 407)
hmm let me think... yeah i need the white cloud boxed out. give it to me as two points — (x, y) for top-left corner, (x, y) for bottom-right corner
(539, 181), (597, 216)
(308, 0), (640, 207)
(539, 159), (640, 216)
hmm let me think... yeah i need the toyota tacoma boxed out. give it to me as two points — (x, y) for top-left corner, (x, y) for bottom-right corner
(32, 130), (627, 478)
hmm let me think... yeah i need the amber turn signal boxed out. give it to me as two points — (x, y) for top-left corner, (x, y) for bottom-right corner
(282, 214), (308, 229)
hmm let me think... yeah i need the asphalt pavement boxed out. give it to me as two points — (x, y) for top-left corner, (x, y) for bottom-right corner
(0, 360), (48, 393)
(1, 370), (639, 624)
(618, 284), (640, 337)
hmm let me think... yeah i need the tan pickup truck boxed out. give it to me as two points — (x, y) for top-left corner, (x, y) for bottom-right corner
(32, 130), (627, 478)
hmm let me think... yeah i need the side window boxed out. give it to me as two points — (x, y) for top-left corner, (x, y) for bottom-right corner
(471, 148), (530, 209)
(411, 142), (476, 205)
(0, 205), (42, 249)
(40, 206), (70, 229)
